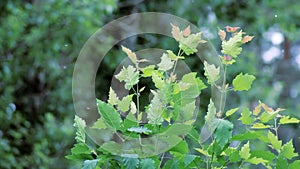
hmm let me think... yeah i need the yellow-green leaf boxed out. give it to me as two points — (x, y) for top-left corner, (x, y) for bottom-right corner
(280, 140), (298, 159)
(267, 131), (282, 150)
(232, 73), (256, 91)
(204, 61), (220, 84)
(225, 108), (239, 117)
(279, 116), (300, 124)
(239, 141), (250, 160)
(251, 123), (271, 129)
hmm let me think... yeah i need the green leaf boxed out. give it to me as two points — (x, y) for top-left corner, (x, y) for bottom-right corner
(180, 101), (196, 121)
(251, 150), (276, 162)
(259, 110), (280, 123)
(251, 123), (271, 129)
(140, 158), (156, 169)
(267, 131), (282, 150)
(147, 91), (164, 125)
(205, 99), (217, 125)
(246, 157), (268, 165)
(97, 99), (122, 130)
(232, 130), (267, 141)
(181, 72), (206, 98)
(279, 116), (300, 124)
(152, 72), (164, 89)
(122, 156), (139, 169)
(290, 160), (300, 169)
(141, 65), (155, 77)
(118, 94), (133, 112)
(184, 155), (196, 167)
(71, 143), (91, 155)
(82, 159), (100, 169)
(239, 141), (251, 160)
(214, 119), (233, 149)
(92, 118), (107, 130)
(232, 73), (256, 91)
(115, 65), (139, 90)
(204, 61), (220, 84)
(74, 115), (86, 143)
(179, 32), (205, 55)
(163, 124), (192, 136)
(225, 107), (239, 117)
(158, 53), (174, 71)
(170, 140), (189, 154)
(108, 87), (119, 106)
(221, 31), (243, 58)
(276, 155), (288, 169)
(194, 148), (210, 157)
(280, 140), (298, 159)
(239, 107), (254, 125)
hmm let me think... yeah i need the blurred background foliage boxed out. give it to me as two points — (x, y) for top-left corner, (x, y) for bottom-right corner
(0, 0), (299, 168)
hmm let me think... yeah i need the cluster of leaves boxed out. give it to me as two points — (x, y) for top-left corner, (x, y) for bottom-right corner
(67, 25), (300, 168)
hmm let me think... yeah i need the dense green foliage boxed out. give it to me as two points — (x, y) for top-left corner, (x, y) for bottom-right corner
(68, 25), (300, 168)
(1, 0), (300, 168)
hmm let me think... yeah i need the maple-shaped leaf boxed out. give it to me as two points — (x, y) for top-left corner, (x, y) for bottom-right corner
(158, 53), (174, 71)
(122, 156), (139, 169)
(179, 32), (205, 55)
(147, 91), (164, 125)
(171, 23), (183, 41)
(115, 65), (139, 90)
(204, 61), (220, 84)
(152, 72), (164, 89)
(232, 73), (255, 91)
(122, 45), (137, 64)
(280, 140), (298, 159)
(214, 119), (233, 149)
(141, 65), (155, 77)
(267, 131), (282, 150)
(108, 87), (119, 106)
(118, 94), (133, 112)
(239, 107), (254, 125)
(74, 115), (86, 143)
(239, 141), (251, 160)
(221, 31), (243, 58)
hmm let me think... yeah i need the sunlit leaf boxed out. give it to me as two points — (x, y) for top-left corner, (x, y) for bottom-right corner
(122, 45), (137, 64)
(158, 53), (174, 71)
(221, 31), (243, 58)
(239, 141), (250, 160)
(232, 73), (255, 91)
(74, 115), (86, 143)
(225, 107), (239, 117)
(118, 94), (133, 112)
(97, 99), (122, 130)
(127, 126), (152, 134)
(246, 157), (267, 165)
(152, 72), (164, 89)
(267, 131), (282, 150)
(147, 91), (164, 125)
(279, 116), (300, 124)
(204, 61), (220, 84)
(280, 140), (298, 159)
(141, 65), (155, 77)
(290, 160), (300, 169)
(251, 123), (271, 129)
(179, 32), (205, 55)
(115, 65), (139, 90)
(239, 107), (253, 125)
(108, 87), (119, 106)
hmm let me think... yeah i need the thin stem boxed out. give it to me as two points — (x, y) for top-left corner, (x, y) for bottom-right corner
(219, 65), (227, 114)
(274, 118), (278, 137)
(172, 49), (183, 74)
(136, 83), (140, 121)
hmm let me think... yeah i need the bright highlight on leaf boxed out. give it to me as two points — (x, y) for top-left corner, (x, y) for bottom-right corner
(204, 61), (220, 84)
(280, 140), (298, 159)
(158, 53), (174, 71)
(279, 116), (300, 124)
(221, 31), (243, 58)
(74, 115), (86, 143)
(225, 107), (239, 117)
(122, 45), (137, 64)
(232, 73), (255, 91)
(240, 141), (251, 160)
(115, 65), (139, 90)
